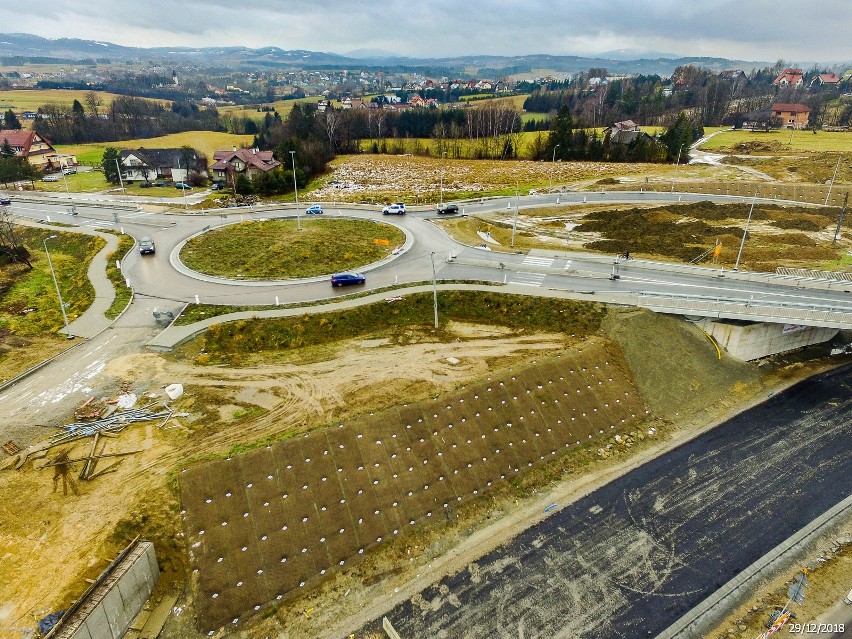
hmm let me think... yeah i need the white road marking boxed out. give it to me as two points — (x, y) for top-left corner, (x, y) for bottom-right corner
(510, 272), (547, 287)
(522, 256), (554, 267)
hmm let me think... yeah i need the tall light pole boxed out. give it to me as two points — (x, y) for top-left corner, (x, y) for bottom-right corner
(510, 182), (519, 248)
(59, 159), (76, 216)
(439, 151), (446, 207)
(734, 190), (758, 271)
(824, 154), (842, 206)
(176, 158), (188, 211)
(430, 252), (439, 329)
(43, 235), (72, 339)
(550, 144), (560, 191)
(671, 143), (685, 192)
(290, 150), (301, 231)
(114, 158), (125, 194)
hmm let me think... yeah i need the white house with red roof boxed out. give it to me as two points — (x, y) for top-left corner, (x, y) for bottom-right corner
(773, 68), (804, 87)
(810, 73), (841, 87)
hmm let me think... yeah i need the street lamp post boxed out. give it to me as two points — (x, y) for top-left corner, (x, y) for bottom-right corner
(59, 159), (76, 216)
(430, 252), (439, 329)
(114, 158), (125, 194)
(510, 183), (519, 248)
(734, 191), (758, 271)
(43, 235), (72, 339)
(439, 151), (446, 207)
(550, 144), (560, 192)
(176, 158), (188, 211)
(672, 143), (685, 192)
(290, 150), (301, 231)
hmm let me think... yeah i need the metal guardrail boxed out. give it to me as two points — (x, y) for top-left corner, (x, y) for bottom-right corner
(637, 293), (852, 329)
(776, 267), (852, 282)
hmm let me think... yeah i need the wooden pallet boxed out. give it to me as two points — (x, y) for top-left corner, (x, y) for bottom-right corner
(2, 440), (21, 456)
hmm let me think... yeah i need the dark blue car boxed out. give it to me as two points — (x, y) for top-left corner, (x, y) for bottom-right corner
(331, 272), (366, 287)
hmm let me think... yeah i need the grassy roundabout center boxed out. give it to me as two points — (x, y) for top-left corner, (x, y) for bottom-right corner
(180, 218), (405, 279)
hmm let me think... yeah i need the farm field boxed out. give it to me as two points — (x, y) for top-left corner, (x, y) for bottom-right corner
(56, 131), (254, 167)
(218, 96), (326, 122)
(0, 88), (139, 115)
(697, 128), (852, 153)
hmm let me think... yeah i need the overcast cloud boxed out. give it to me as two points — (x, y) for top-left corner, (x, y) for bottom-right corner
(8, 0), (851, 63)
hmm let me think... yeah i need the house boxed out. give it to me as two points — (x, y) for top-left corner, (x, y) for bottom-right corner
(211, 147), (281, 184)
(809, 73), (841, 87)
(611, 120), (640, 134)
(119, 148), (204, 182)
(409, 94), (426, 107)
(770, 103), (811, 129)
(773, 68), (804, 87)
(0, 129), (60, 170)
(608, 129), (657, 146)
(719, 70), (747, 81)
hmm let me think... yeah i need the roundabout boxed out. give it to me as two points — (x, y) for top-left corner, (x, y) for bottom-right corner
(177, 217), (406, 281)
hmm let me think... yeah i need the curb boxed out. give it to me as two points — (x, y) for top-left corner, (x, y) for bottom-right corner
(655, 492), (852, 639)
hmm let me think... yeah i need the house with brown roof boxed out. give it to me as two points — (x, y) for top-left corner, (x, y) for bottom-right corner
(211, 147), (281, 184)
(809, 73), (841, 87)
(611, 120), (640, 134)
(771, 103), (811, 129)
(773, 68), (804, 87)
(0, 129), (61, 170)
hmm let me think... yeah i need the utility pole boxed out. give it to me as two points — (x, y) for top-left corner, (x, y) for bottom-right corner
(430, 252), (438, 329)
(672, 143), (685, 193)
(176, 158), (188, 211)
(734, 191), (758, 271)
(59, 159), (76, 216)
(439, 151), (446, 207)
(290, 150), (301, 230)
(44, 235), (72, 339)
(833, 193), (848, 244)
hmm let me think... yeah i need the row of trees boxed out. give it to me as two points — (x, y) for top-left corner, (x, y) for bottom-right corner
(33, 92), (220, 144)
(0, 139), (38, 185)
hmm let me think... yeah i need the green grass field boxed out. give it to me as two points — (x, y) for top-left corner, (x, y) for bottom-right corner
(179, 218), (405, 279)
(698, 129), (852, 153)
(0, 88), (140, 115)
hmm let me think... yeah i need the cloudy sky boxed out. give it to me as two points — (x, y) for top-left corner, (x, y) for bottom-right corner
(9, 0), (852, 63)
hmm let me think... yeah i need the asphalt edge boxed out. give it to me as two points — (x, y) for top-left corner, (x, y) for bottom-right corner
(655, 491), (852, 639)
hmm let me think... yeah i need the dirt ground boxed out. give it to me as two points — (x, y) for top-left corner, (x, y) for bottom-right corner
(0, 312), (848, 639)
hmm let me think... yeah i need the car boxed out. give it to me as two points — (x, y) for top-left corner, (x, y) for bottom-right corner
(0, 196), (11, 206)
(845, 589), (852, 605)
(437, 202), (459, 214)
(153, 182), (167, 187)
(211, 182), (225, 191)
(174, 182), (191, 189)
(305, 204), (324, 215)
(42, 175), (59, 182)
(382, 202), (406, 215)
(330, 272), (366, 287)
(62, 167), (76, 175)
(139, 182), (153, 188)
(139, 237), (156, 255)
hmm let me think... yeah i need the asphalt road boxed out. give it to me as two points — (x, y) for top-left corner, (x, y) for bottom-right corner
(8, 196), (852, 318)
(358, 364), (852, 639)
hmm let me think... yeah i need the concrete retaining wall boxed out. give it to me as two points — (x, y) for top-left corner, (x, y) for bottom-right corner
(699, 319), (839, 360)
(50, 541), (158, 639)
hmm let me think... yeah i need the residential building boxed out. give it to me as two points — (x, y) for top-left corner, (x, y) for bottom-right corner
(770, 103), (811, 129)
(809, 73), (841, 87)
(0, 129), (61, 170)
(119, 148), (206, 182)
(773, 68), (804, 87)
(211, 147), (281, 184)
(611, 120), (640, 134)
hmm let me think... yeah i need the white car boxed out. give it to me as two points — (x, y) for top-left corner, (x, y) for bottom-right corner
(382, 202), (406, 215)
(42, 175), (60, 182)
